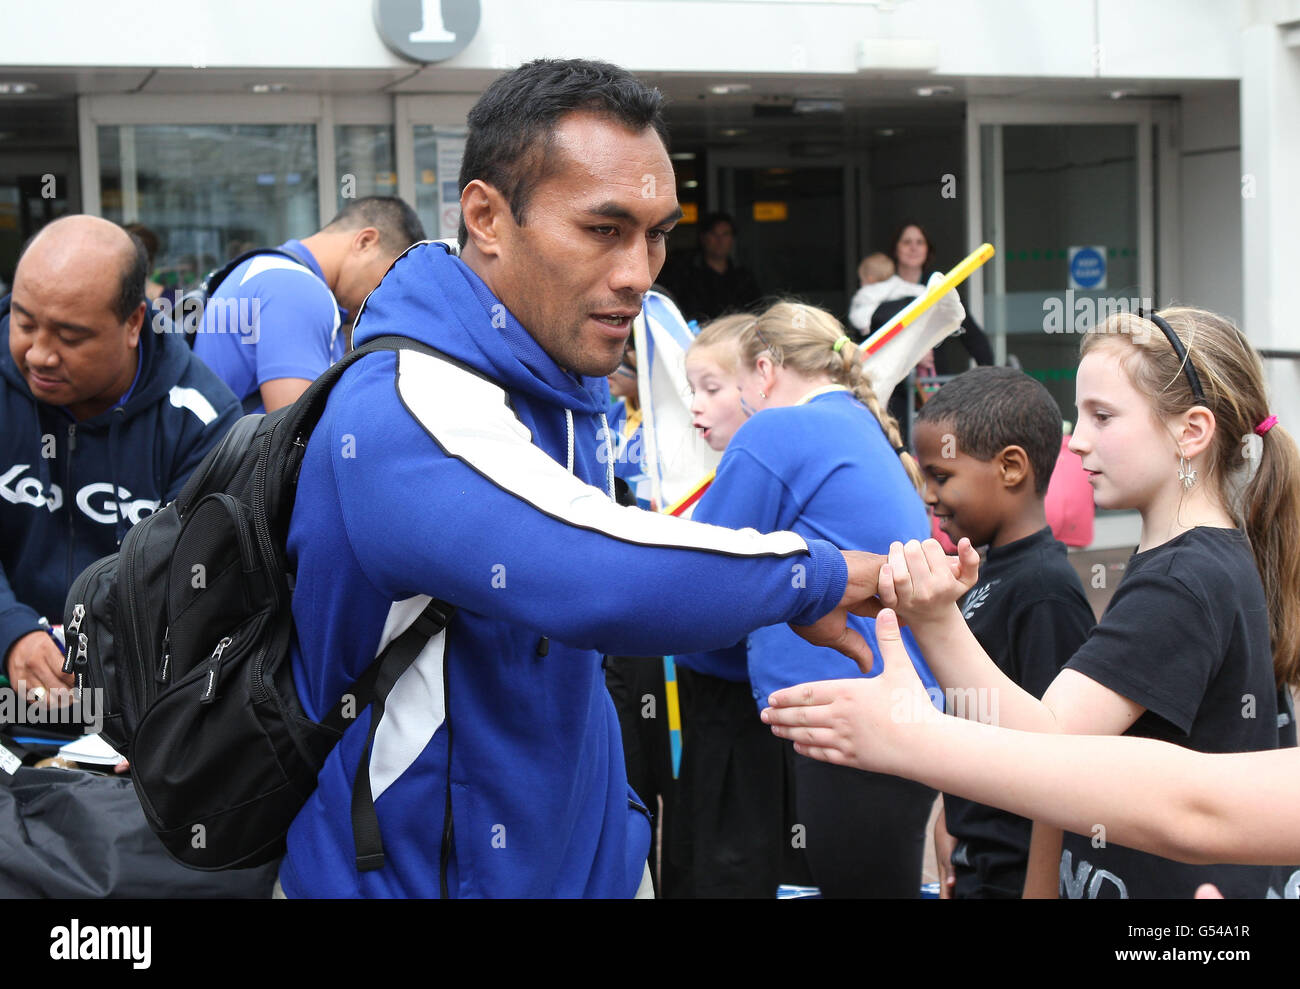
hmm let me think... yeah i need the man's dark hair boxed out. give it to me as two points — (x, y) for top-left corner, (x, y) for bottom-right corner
(324, 196), (426, 253)
(123, 222), (160, 268)
(916, 366), (1062, 495)
(457, 58), (669, 248)
(116, 231), (149, 323)
(698, 211), (735, 238)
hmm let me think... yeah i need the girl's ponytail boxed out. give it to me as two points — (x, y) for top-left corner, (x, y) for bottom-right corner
(837, 338), (925, 493)
(1238, 417), (1300, 687)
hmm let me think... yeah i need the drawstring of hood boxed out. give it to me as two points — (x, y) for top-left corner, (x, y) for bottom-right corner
(599, 412), (614, 499)
(565, 408), (574, 475)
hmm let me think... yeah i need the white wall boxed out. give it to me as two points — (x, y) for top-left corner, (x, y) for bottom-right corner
(1177, 85), (1243, 323)
(0, 0), (1245, 79)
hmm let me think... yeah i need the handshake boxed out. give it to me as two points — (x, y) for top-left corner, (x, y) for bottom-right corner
(789, 539), (982, 672)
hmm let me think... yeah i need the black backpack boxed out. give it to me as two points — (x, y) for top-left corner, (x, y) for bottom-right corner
(63, 334), (455, 872)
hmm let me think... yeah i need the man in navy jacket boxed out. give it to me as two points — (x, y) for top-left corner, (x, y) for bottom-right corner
(0, 216), (240, 703)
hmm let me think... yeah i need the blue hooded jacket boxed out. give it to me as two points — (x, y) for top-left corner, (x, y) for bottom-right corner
(280, 243), (851, 898)
(0, 297), (241, 665)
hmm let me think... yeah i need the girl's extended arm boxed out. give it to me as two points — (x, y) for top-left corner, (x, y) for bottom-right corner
(763, 610), (1300, 866)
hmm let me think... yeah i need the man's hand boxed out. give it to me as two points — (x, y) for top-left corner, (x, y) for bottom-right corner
(790, 547), (978, 671)
(5, 630), (75, 705)
(879, 538), (980, 626)
(789, 550), (887, 671)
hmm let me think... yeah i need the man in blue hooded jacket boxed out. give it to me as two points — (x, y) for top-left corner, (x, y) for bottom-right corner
(0, 216), (240, 704)
(280, 59), (889, 898)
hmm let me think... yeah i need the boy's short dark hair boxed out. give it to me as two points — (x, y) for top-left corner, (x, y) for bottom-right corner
(457, 58), (669, 248)
(916, 366), (1062, 495)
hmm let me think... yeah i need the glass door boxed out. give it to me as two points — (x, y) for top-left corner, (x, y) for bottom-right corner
(707, 152), (856, 319)
(967, 102), (1159, 418)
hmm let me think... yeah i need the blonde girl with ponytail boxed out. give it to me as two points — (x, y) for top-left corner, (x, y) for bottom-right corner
(677, 300), (941, 898)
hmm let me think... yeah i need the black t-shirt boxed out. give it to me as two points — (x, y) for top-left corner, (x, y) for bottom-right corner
(1059, 526), (1295, 898)
(945, 527), (1095, 898)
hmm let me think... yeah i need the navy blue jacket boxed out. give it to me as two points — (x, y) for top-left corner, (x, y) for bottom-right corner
(0, 297), (241, 666)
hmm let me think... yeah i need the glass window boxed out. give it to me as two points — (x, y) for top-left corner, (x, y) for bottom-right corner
(335, 124), (396, 213)
(98, 123), (318, 295)
(413, 125), (466, 240)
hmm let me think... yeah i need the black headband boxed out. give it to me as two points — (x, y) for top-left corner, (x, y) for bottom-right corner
(1139, 309), (1207, 405)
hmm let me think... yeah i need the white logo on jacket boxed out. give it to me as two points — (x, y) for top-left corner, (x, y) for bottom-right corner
(0, 464), (158, 524)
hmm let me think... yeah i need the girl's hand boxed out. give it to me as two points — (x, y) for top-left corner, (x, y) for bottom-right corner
(878, 537), (980, 625)
(763, 608), (940, 773)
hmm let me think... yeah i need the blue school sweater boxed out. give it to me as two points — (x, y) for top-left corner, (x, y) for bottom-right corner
(678, 387), (940, 707)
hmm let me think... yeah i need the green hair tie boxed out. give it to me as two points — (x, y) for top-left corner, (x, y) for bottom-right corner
(832, 335), (851, 353)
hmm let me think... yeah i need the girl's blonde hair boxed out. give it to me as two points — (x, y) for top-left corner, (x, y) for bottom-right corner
(689, 313), (757, 374)
(702, 300), (924, 492)
(1082, 307), (1300, 688)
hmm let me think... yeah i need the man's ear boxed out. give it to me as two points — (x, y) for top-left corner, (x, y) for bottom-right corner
(461, 180), (509, 257)
(997, 444), (1031, 489)
(125, 300), (145, 348)
(352, 226), (382, 253)
(1177, 406), (1218, 460)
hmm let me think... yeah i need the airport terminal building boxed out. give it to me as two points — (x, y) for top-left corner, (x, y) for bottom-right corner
(2, 0), (1298, 495)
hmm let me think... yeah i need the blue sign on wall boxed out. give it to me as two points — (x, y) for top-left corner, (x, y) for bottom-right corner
(1068, 246), (1107, 290)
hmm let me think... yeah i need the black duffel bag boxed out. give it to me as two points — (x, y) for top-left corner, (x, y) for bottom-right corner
(0, 767), (278, 898)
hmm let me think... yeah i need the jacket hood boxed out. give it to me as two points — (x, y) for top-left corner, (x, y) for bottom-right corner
(0, 294), (196, 427)
(351, 243), (610, 416)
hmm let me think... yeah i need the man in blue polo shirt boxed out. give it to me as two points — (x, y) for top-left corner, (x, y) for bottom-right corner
(194, 196), (424, 412)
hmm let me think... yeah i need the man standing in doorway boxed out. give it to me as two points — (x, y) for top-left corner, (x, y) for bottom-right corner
(667, 210), (762, 323)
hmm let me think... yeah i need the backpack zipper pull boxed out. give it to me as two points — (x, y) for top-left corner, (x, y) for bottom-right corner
(63, 605), (86, 674)
(200, 636), (232, 704)
(73, 632), (88, 697)
(158, 628), (171, 683)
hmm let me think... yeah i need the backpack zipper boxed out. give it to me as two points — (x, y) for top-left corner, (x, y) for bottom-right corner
(62, 603), (85, 674)
(72, 631), (88, 696)
(248, 436), (277, 703)
(118, 518), (158, 714)
(200, 635), (233, 704)
(158, 628), (171, 684)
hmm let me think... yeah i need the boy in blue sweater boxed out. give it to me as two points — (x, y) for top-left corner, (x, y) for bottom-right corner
(913, 366), (1095, 898)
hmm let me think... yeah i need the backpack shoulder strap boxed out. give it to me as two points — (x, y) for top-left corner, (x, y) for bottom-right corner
(202, 247), (313, 298)
(275, 335), (444, 447)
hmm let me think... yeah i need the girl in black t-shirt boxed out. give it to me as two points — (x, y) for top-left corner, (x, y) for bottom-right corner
(769, 306), (1300, 899)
